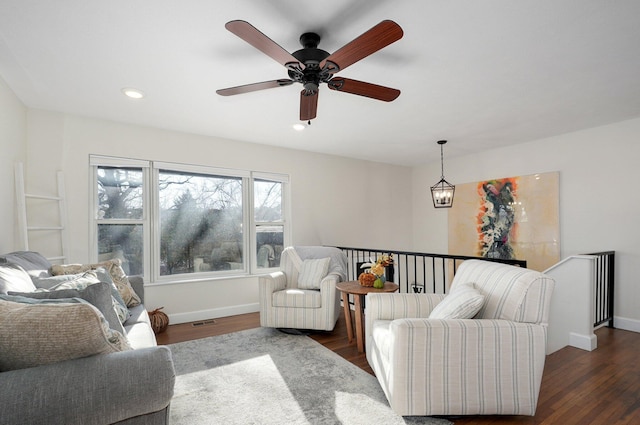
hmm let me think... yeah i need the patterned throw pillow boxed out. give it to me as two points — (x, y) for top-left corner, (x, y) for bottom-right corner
(297, 257), (331, 290)
(429, 282), (485, 319)
(0, 297), (131, 371)
(51, 259), (141, 307)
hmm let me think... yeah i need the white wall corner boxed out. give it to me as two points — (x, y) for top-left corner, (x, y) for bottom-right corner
(569, 332), (597, 351)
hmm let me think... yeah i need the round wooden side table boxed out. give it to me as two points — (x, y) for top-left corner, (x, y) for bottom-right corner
(336, 281), (399, 353)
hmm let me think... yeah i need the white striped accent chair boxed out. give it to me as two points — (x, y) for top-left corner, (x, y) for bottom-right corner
(259, 246), (347, 331)
(365, 259), (555, 417)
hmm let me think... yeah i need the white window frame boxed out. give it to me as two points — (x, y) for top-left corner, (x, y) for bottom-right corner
(250, 172), (291, 273)
(89, 155), (290, 283)
(89, 155), (151, 275)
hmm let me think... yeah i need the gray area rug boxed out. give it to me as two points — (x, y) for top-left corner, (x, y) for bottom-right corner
(169, 327), (452, 425)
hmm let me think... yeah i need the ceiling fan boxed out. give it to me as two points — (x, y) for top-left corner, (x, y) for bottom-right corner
(216, 20), (403, 122)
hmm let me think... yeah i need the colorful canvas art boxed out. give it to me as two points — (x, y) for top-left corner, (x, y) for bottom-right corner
(448, 172), (560, 271)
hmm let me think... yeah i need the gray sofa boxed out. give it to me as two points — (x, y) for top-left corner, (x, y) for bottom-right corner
(0, 251), (175, 425)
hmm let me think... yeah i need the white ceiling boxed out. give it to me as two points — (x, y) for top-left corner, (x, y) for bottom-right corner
(1, 0), (639, 166)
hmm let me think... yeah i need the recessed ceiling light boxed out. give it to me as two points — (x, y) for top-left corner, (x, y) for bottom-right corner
(121, 88), (145, 99)
(292, 123), (305, 131)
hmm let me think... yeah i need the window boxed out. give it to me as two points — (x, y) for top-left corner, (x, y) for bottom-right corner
(157, 169), (243, 275)
(254, 178), (284, 269)
(91, 156), (289, 282)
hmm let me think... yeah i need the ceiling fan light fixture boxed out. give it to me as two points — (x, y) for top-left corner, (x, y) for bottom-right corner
(121, 87), (145, 99)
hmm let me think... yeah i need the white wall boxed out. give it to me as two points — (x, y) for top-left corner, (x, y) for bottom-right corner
(22, 110), (414, 322)
(0, 76), (27, 252)
(5, 69), (639, 327)
(413, 118), (640, 327)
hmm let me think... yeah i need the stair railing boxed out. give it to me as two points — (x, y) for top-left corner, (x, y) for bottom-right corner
(336, 246), (526, 294)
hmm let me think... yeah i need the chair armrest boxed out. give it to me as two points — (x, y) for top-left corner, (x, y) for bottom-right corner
(320, 272), (340, 290)
(382, 318), (547, 415)
(0, 346), (175, 425)
(258, 271), (287, 310)
(365, 292), (445, 352)
(319, 272), (340, 301)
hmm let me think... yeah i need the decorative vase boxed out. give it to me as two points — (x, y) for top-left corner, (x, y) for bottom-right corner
(149, 307), (169, 334)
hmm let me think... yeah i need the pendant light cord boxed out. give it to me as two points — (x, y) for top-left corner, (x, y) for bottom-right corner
(440, 143), (445, 179)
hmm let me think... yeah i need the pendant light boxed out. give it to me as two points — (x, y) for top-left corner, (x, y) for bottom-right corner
(430, 140), (455, 208)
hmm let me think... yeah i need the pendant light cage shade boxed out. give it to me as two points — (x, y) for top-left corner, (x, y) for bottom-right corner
(430, 139), (455, 208)
(431, 178), (455, 208)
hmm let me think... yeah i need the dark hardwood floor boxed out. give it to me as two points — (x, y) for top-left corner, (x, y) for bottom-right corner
(157, 311), (640, 424)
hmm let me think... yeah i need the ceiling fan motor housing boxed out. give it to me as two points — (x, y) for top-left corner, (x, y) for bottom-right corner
(289, 33), (333, 95)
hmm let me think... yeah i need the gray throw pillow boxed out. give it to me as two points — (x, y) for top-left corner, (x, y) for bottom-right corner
(31, 274), (80, 290)
(41, 270), (130, 325)
(10, 281), (125, 335)
(94, 267), (130, 323)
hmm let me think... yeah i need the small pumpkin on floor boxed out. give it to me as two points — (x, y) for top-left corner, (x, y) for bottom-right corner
(149, 307), (169, 334)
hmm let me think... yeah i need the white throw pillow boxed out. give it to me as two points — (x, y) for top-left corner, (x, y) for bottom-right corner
(297, 257), (331, 290)
(429, 282), (485, 319)
(0, 263), (37, 294)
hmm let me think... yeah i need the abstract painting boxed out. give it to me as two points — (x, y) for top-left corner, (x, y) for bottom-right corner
(448, 172), (560, 271)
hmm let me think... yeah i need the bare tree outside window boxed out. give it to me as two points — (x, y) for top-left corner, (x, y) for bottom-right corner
(158, 171), (243, 275)
(97, 167), (144, 275)
(97, 167), (143, 219)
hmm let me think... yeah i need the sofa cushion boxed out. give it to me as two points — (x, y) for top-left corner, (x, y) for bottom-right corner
(0, 262), (37, 295)
(272, 288), (322, 308)
(0, 296), (131, 371)
(297, 257), (331, 289)
(0, 251), (51, 278)
(51, 259), (141, 307)
(124, 304), (157, 349)
(428, 282), (485, 319)
(10, 280), (125, 335)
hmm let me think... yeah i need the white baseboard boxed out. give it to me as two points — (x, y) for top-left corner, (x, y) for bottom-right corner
(613, 316), (640, 333)
(569, 332), (597, 351)
(168, 303), (259, 325)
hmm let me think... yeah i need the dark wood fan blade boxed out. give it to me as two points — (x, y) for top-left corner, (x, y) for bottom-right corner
(217, 79), (293, 96)
(225, 20), (303, 69)
(300, 90), (318, 121)
(327, 77), (400, 101)
(320, 20), (403, 73)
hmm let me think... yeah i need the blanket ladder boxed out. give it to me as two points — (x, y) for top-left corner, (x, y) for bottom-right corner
(14, 162), (68, 264)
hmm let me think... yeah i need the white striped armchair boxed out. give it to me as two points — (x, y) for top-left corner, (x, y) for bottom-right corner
(365, 259), (555, 417)
(259, 246), (347, 331)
